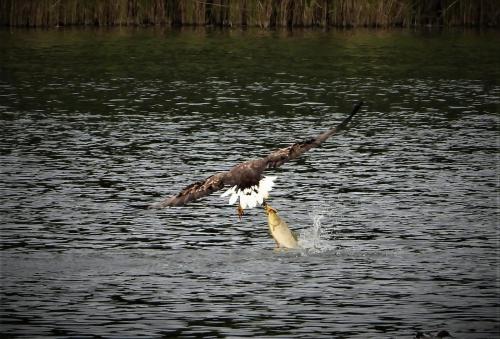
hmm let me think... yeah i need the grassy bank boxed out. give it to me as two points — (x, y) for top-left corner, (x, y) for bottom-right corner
(1, 0), (498, 28)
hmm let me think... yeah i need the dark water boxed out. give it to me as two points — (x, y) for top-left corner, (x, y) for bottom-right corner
(1, 27), (499, 338)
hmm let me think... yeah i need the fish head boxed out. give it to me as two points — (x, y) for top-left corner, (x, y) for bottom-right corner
(264, 203), (277, 216)
(264, 204), (281, 227)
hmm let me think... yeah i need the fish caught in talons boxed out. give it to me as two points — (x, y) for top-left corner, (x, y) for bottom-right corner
(264, 203), (299, 249)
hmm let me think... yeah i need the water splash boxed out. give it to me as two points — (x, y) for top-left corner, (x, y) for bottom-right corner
(297, 204), (336, 254)
(295, 195), (361, 254)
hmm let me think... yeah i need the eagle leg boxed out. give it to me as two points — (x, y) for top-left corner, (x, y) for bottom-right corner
(237, 204), (244, 221)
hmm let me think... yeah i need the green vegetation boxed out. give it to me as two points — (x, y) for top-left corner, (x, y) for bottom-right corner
(1, 0), (498, 28)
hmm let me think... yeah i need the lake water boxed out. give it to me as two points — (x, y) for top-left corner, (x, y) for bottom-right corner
(0, 27), (499, 338)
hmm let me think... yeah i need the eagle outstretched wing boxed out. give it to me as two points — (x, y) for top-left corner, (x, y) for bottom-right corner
(264, 101), (363, 168)
(150, 101), (363, 208)
(150, 172), (227, 208)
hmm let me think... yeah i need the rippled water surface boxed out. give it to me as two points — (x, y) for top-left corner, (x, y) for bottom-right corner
(1, 28), (499, 338)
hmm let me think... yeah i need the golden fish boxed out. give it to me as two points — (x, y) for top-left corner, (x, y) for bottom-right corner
(264, 204), (299, 249)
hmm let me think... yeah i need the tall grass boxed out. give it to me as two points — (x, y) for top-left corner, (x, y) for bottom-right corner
(1, 0), (498, 27)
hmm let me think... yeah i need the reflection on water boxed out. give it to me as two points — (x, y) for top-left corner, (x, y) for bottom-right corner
(0, 27), (499, 338)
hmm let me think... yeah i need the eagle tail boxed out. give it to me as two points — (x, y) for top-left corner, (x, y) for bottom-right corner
(220, 176), (277, 209)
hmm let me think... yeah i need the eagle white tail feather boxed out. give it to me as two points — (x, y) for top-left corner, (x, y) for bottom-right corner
(221, 176), (277, 209)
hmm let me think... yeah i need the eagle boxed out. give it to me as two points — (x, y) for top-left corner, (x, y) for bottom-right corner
(151, 101), (363, 218)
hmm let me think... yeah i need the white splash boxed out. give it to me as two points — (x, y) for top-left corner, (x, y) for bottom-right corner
(221, 176), (277, 209)
(298, 208), (334, 252)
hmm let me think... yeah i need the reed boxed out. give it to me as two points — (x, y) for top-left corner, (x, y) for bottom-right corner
(1, 0), (498, 27)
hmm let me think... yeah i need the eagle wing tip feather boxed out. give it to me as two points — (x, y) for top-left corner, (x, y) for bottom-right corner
(148, 202), (167, 209)
(151, 172), (227, 209)
(149, 196), (177, 209)
(148, 202), (162, 209)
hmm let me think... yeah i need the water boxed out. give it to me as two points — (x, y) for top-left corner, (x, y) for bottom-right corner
(0, 27), (499, 338)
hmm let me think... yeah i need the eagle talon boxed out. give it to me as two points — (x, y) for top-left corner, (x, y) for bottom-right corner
(237, 205), (244, 220)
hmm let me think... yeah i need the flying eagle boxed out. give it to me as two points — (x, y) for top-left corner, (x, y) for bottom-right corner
(151, 101), (363, 218)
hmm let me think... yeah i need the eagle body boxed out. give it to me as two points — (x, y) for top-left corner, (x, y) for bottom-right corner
(150, 101), (363, 214)
(224, 158), (267, 188)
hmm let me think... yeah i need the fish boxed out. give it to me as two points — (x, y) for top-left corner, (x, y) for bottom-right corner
(264, 203), (299, 249)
